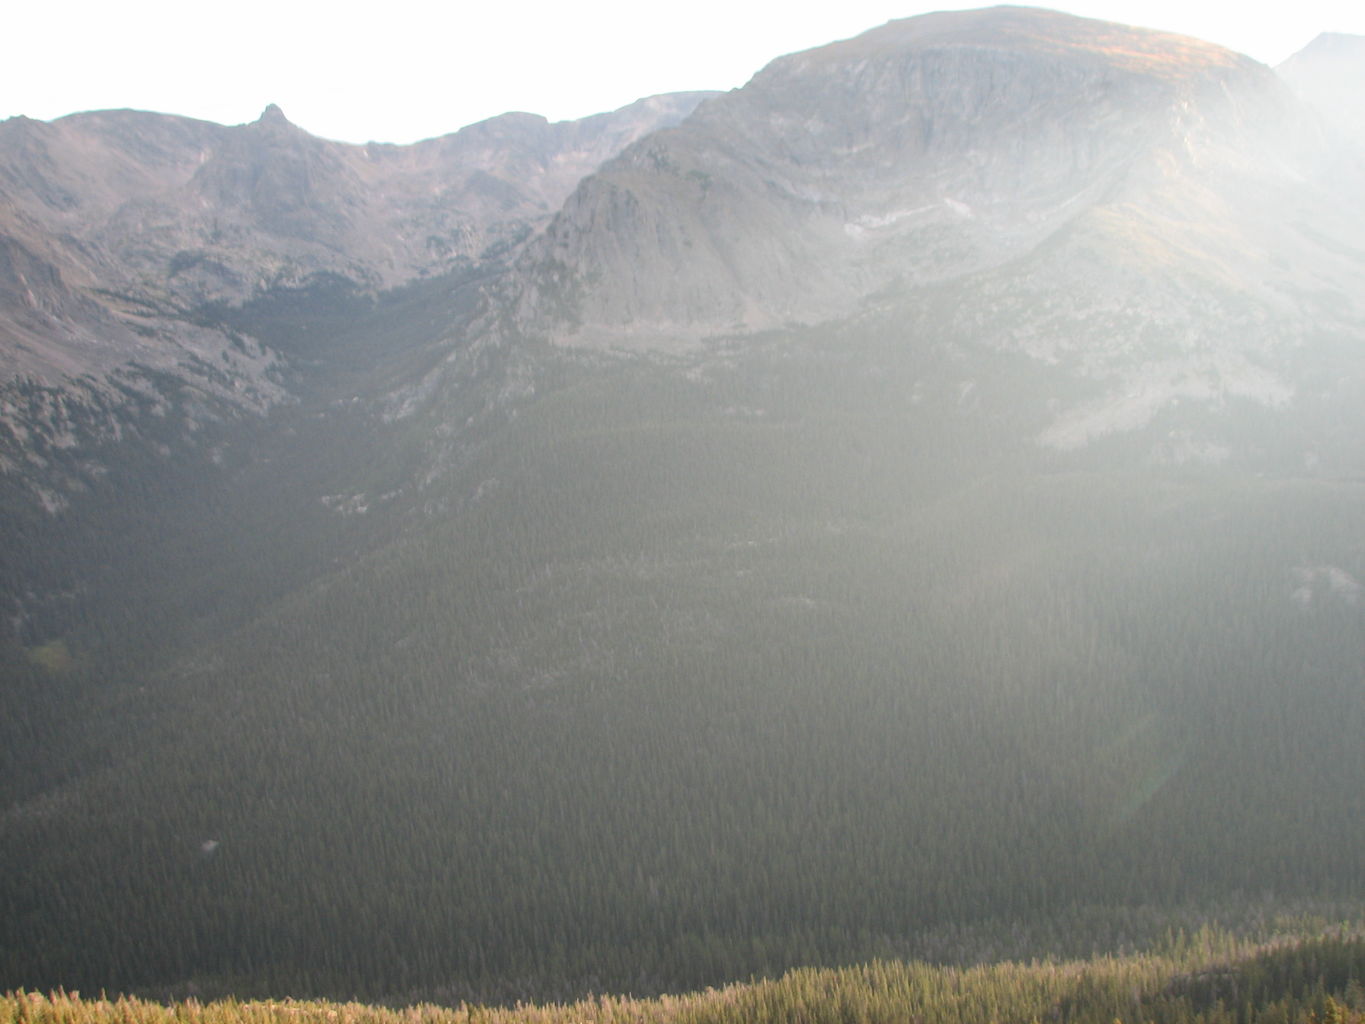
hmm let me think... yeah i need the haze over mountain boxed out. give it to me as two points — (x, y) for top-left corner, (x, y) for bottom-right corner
(500, 8), (1365, 459)
(1278, 31), (1365, 141)
(1, 5), (1363, 1009)
(5, 8), (1365, 492)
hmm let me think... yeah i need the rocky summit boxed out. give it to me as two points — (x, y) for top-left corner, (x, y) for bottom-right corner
(515, 7), (1282, 341)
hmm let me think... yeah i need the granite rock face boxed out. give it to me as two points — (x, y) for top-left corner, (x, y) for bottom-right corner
(512, 8), (1348, 349)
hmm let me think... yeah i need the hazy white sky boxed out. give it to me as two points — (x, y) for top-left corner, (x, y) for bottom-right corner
(5, 0), (1363, 144)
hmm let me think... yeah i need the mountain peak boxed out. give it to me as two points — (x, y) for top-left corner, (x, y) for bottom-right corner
(256, 103), (292, 127)
(777, 5), (1249, 81)
(1277, 31), (1365, 138)
(1278, 31), (1365, 74)
(1292, 31), (1365, 55)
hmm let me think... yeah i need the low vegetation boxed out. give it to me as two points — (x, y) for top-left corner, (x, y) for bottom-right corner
(6, 930), (1365, 1024)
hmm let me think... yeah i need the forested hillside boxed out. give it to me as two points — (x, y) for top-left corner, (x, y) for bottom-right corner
(4, 318), (1364, 1002)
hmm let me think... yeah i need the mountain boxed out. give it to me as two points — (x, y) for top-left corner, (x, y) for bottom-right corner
(2, 6), (1365, 1009)
(516, 8), (1280, 337)
(1278, 32), (1365, 142)
(0, 92), (714, 504)
(495, 8), (1365, 464)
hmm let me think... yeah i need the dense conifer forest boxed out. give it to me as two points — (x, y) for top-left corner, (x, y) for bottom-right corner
(3, 298), (1364, 1003)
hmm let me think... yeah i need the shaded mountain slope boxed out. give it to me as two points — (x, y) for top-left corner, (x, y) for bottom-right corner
(4, 313), (1364, 1001)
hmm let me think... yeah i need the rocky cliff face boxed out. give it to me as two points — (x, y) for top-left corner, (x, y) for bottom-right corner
(0, 92), (713, 492)
(488, 8), (1365, 465)
(85, 93), (718, 310)
(5, 8), (1365, 501)
(510, 8), (1340, 348)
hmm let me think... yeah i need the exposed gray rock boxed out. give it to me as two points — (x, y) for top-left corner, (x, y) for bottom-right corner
(0, 92), (715, 486)
(512, 8), (1343, 348)
(494, 7), (1365, 461)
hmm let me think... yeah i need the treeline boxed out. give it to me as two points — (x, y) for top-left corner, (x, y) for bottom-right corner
(5, 930), (1365, 1024)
